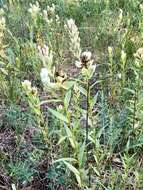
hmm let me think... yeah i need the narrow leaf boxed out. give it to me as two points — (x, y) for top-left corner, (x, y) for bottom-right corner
(53, 158), (77, 163)
(64, 90), (72, 110)
(65, 125), (76, 149)
(63, 161), (82, 187)
(48, 108), (68, 123)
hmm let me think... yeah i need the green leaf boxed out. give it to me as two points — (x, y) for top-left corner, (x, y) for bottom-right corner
(0, 68), (8, 75)
(53, 158), (77, 163)
(7, 48), (15, 65)
(125, 137), (130, 151)
(91, 80), (102, 88)
(78, 85), (87, 96)
(53, 158), (81, 186)
(90, 92), (98, 109)
(93, 167), (100, 176)
(58, 136), (67, 145)
(65, 125), (76, 149)
(64, 90), (72, 110)
(40, 99), (62, 105)
(0, 61), (5, 65)
(124, 88), (135, 94)
(63, 161), (82, 187)
(63, 81), (75, 89)
(78, 141), (85, 168)
(48, 108), (68, 123)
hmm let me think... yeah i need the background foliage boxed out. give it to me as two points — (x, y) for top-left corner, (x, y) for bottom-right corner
(0, 0), (143, 189)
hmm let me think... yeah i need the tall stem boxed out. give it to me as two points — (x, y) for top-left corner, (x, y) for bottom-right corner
(86, 79), (89, 145)
(132, 89), (136, 129)
(86, 78), (91, 186)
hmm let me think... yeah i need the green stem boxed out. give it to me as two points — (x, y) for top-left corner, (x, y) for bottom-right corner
(86, 78), (91, 187)
(86, 79), (89, 146)
(132, 89), (136, 129)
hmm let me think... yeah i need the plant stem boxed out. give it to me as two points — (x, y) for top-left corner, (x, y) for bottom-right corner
(86, 78), (91, 187)
(132, 89), (136, 129)
(86, 79), (89, 146)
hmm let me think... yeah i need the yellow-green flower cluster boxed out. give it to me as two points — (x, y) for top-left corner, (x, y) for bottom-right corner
(22, 80), (42, 119)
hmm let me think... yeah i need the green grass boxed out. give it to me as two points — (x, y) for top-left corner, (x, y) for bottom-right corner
(0, 0), (143, 189)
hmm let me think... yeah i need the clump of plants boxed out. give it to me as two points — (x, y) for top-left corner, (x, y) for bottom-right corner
(0, 0), (143, 190)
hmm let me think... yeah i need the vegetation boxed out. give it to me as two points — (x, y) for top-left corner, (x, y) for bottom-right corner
(0, 0), (143, 189)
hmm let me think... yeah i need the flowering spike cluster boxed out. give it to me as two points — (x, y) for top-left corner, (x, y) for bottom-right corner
(43, 4), (60, 25)
(28, 1), (40, 19)
(108, 46), (113, 57)
(0, 9), (6, 58)
(65, 19), (81, 59)
(40, 67), (67, 90)
(121, 50), (126, 66)
(22, 80), (42, 118)
(140, 3), (143, 12)
(134, 48), (143, 60)
(75, 51), (96, 79)
(118, 9), (123, 22)
(114, 9), (123, 32)
(40, 68), (50, 85)
(37, 44), (53, 68)
(37, 43), (68, 90)
(47, 4), (56, 15)
(22, 80), (38, 96)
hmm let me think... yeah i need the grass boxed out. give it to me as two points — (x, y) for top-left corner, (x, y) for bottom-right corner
(0, 0), (143, 189)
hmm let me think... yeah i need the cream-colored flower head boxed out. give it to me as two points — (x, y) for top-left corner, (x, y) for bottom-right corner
(43, 4), (58, 24)
(108, 46), (113, 62)
(140, 3), (143, 12)
(119, 9), (123, 21)
(47, 4), (55, 15)
(40, 68), (50, 85)
(65, 18), (81, 59)
(134, 48), (143, 60)
(75, 51), (93, 68)
(75, 51), (95, 78)
(0, 9), (4, 16)
(108, 46), (113, 55)
(28, 1), (40, 18)
(80, 51), (92, 64)
(37, 44), (53, 67)
(40, 67), (68, 90)
(54, 70), (67, 84)
(37, 44), (49, 58)
(0, 17), (5, 31)
(22, 80), (32, 92)
(121, 50), (126, 63)
(22, 80), (38, 97)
